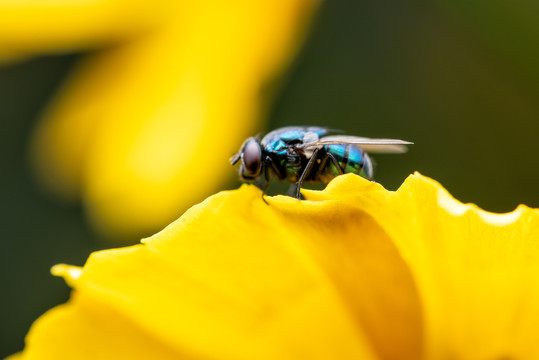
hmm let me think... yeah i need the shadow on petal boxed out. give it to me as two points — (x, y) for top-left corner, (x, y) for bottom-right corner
(272, 199), (424, 360)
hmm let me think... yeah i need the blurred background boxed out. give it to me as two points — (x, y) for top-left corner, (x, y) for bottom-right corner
(2, 0), (539, 356)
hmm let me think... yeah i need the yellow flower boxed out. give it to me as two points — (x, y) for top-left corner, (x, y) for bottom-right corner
(12, 173), (539, 359)
(0, 1), (318, 238)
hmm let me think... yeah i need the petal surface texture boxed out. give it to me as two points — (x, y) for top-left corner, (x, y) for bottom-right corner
(304, 173), (539, 359)
(17, 173), (539, 359)
(14, 0), (318, 238)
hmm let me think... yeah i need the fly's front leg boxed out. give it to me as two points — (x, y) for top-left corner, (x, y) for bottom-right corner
(260, 156), (277, 205)
(255, 177), (265, 191)
(287, 184), (297, 197)
(295, 147), (320, 200)
(258, 176), (269, 205)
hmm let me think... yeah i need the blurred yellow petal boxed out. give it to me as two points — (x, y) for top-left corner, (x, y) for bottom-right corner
(16, 173), (539, 359)
(0, 0), (178, 56)
(4, 353), (21, 360)
(27, 1), (318, 238)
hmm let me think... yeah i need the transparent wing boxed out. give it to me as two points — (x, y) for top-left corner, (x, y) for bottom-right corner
(297, 135), (413, 153)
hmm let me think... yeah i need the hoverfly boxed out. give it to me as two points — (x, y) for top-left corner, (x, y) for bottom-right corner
(230, 126), (412, 200)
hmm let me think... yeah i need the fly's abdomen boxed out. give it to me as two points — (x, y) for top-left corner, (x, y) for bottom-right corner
(318, 144), (373, 182)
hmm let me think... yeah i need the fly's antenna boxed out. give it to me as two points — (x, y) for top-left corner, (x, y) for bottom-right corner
(230, 153), (241, 165)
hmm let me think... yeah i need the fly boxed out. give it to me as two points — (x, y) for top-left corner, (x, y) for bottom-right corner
(230, 126), (412, 200)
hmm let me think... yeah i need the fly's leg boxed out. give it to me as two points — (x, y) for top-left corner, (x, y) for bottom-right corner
(265, 155), (283, 178)
(313, 154), (330, 179)
(260, 156), (277, 205)
(327, 153), (345, 174)
(260, 183), (270, 205)
(295, 147), (320, 200)
(257, 176), (269, 205)
(313, 153), (344, 181)
(287, 184), (297, 197)
(255, 177), (265, 191)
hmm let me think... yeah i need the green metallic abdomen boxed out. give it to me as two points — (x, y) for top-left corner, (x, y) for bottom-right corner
(318, 144), (373, 182)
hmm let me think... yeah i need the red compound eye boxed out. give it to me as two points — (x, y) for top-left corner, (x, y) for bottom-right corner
(242, 138), (261, 177)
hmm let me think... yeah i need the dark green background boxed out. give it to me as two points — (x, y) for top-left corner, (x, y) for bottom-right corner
(2, 0), (539, 356)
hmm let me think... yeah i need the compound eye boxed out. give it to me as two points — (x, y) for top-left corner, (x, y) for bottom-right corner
(242, 139), (262, 176)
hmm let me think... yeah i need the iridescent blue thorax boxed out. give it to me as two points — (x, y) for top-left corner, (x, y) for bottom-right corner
(261, 127), (330, 182)
(261, 126), (328, 153)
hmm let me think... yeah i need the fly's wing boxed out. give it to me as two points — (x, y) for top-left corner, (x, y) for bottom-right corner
(297, 135), (413, 153)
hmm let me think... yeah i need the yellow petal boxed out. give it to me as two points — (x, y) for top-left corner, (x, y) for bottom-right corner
(29, 1), (318, 238)
(20, 292), (186, 360)
(304, 173), (539, 359)
(50, 264), (83, 287)
(18, 178), (429, 359)
(0, 0), (178, 56)
(19, 173), (537, 359)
